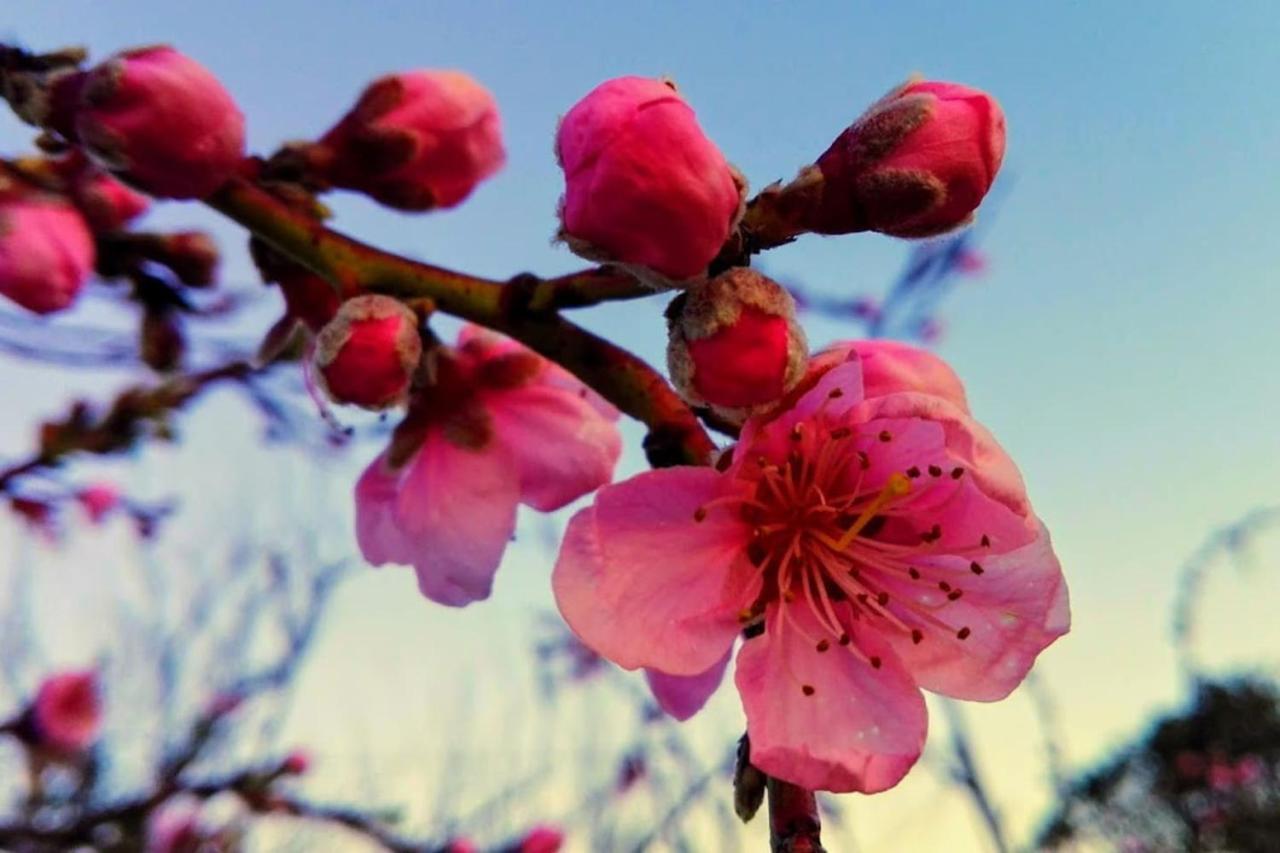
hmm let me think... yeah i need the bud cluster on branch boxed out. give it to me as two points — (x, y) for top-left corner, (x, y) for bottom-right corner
(0, 37), (1062, 853)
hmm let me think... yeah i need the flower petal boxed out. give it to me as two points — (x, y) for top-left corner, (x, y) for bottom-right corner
(848, 340), (969, 412)
(553, 467), (751, 675)
(488, 383), (622, 512)
(876, 521), (1070, 701)
(389, 431), (519, 606)
(736, 603), (926, 793)
(645, 647), (732, 722)
(354, 453), (415, 566)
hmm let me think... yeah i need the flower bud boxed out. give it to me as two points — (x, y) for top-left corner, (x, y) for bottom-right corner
(519, 825), (565, 853)
(76, 482), (120, 524)
(667, 268), (806, 422)
(281, 749), (310, 776)
(32, 670), (102, 753)
(807, 79), (1005, 238)
(55, 152), (150, 231)
(74, 46), (246, 199)
(140, 306), (186, 371)
(556, 77), (744, 282)
(0, 194), (95, 314)
(313, 295), (421, 410)
(317, 70), (504, 211)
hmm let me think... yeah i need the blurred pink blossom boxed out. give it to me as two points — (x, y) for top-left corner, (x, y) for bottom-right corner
(33, 670), (102, 753)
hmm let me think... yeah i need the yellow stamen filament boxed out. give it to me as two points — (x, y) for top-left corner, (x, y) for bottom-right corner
(828, 472), (912, 551)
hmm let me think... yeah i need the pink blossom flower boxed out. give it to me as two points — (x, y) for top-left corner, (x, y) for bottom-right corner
(32, 670), (102, 753)
(74, 46), (245, 199)
(313, 295), (422, 410)
(556, 77), (743, 281)
(667, 268), (807, 421)
(146, 795), (203, 853)
(810, 79), (1005, 238)
(519, 825), (565, 853)
(356, 326), (622, 606)
(0, 194), (95, 315)
(319, 70), (505, 210)
(76, 482), (120, 524)
(554, 342), (1068, 793)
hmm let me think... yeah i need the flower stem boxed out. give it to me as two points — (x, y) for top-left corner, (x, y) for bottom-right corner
(205, 177), (715, 467)
(766, 777), (826, 853)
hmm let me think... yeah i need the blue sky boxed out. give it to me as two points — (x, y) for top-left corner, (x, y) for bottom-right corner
(3, 2), (1280, 849)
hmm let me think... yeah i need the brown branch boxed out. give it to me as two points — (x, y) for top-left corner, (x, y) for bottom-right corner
(766, 777), (825, 853)
(0, 360), (259, 493)
(205, 177), (715, 467)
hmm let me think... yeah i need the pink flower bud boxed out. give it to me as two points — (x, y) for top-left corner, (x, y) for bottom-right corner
(76, 482), (120, 524)
(75, 46), (245, 199)
(0, 194), (95, 314)
(667, 268), (806, 421)
(446, 840), (478, 853)
(32, 670), (102, 753)
(313, 295), (421, 410)
(809, 79), (1005, 238)
(519, 825), (564, 853)
(318, 70), (504, 211)
(556, 77), (744, 281)
(281, 749), (310, 775)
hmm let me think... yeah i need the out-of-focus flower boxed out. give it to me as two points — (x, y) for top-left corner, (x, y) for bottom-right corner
(76, 482), (120, 524)
(317, 70), (504, 210)
(555, 343), (1068, 793)
(313, 295), (422, 410)
(805, 79), (1005, 238)
(556, 76), (743, 281)
(32, 670), (102, 753)
(281, 749), (311, 776)
(667, 268), (807, 423)
(145, 795), (203, 853)
(519, 825), (565, 853)
(953, 247), (989, 277)
(445, 839), (478, 853)
(74, 45), (245, 199)
(355, 325), (621, 607)
(0, 193), (95, 314)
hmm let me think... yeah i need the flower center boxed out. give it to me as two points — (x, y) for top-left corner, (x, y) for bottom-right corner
(695, 415), (994, 685)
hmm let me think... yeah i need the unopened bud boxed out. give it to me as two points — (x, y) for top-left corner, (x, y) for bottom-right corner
(0, 193), (95, 315)
(313, 295), (421, 409)
(250, 237), (343, 331)
(803, 79), (1005, 238)
(316, 70), (505, 211)
(281, 749), (310, 776)
(55, 151), (150, 231)
(667, 268), (806, 422)
(556, 77), (744, 282)
(158, 231), (219, 287)
(74, 46), (245, 199)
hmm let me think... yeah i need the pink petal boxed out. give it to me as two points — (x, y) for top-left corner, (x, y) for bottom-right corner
(736, 603), (926, 793)
(851, 392), (1034, 539)
(488, 383), (622, 512)
(849, 340), (970, 412)
(876, 521), (1070, 701)
(645, 647), (732, 721)
(552, 467), (751, 675)
(355, 433), (519, 607)
(354, 454), (415, 566)
(735, 356), (864, 471)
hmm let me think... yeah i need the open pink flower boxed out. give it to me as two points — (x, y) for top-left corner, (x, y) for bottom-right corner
(356, 326), (622, 606)
(32, 670), (102, 753)
(555, 341), (1068, 793)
